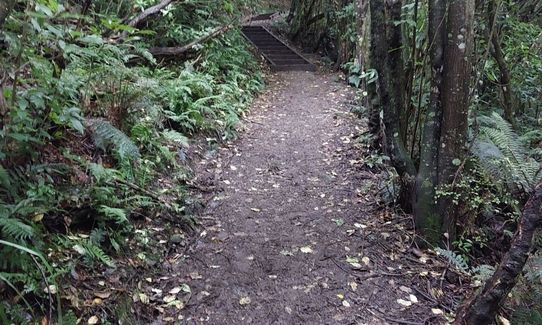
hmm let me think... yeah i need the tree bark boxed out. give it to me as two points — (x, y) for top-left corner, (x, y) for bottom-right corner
(414, 0), (447, 245)
(368, 0), (414, 178)
(365, 0), (381, 141)
(454, 182), (542, 325)
(437, 0), (475, 240)
(355, 0), (371, 123)
(0, 0), (15, 29)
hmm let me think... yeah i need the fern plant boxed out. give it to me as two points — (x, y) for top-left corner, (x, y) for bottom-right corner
(473, 112), (542, 193)
(90, 120), (141, 161)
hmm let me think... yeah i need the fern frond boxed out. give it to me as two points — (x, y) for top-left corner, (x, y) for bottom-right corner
(90, 120), (140, 161)
(474, 113), (542, 193)
(0, 218), (34, 240)
(98, 205), (129, 224)
(436, 248), (469, 273)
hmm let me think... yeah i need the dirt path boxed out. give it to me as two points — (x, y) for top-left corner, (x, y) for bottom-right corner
(158, 71), (441, 324)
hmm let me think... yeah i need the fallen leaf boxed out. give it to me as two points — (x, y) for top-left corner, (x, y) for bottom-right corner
(239, 296), (251, 305)
(87, 316), (99, 325)
(139, 293), (150, 304)
(94, 292), (111, 299)
(431, 308), (444, 315)
(399, 286), (412, 293)
(354, 223), (367, 229)
(169, 287), (182, 294)
(397, 299), (412, 307)
(349, 281), (358, 292)
(346, 256), (362, 269)
(180, 283), (191, 293)
(163, 295), (176, 303)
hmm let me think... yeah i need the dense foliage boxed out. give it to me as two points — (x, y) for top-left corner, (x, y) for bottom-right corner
(0, 0), (265, 321)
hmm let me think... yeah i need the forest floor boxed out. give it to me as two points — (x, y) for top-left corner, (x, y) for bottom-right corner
(142, 71), (460, 324)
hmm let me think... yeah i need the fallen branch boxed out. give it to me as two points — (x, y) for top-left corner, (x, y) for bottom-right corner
(127, 0), (176, 28)
(149, 17), (250, 57)
(454, 182), (542, 324)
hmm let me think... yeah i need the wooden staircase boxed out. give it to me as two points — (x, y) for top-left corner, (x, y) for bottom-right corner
(242, 26), (315, 72)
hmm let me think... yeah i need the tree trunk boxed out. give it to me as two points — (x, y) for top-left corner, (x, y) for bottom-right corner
(367, 0), (414, 178)
(365, 0), (381, 141)
(383, 0), (415, 178)
(414, 0), (447, 245)
(437, 0), (475, 240)
(0, 0), (15, 29)
(454, 182), (542, 325)
(355, 0), (372, 125)
(491, 34), (515, 127)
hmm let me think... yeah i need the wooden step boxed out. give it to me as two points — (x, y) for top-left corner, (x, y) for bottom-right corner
(242, 26), (315, 72)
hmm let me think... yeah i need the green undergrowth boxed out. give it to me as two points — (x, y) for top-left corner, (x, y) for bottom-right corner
(0, 0), (263, 322)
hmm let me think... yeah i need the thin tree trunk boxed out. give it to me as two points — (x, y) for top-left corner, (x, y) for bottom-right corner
(454, 182), (542, 325)
(368, 0), (414, 178)
(355, 0), (371, 119)
(491, 33), (515, 126)
(384, 0), (415, 178)
(414, 0), (447, 245)
(487, 0), (515, 127)
(437, 0), (475, 240)
(367, 0), (384, 142)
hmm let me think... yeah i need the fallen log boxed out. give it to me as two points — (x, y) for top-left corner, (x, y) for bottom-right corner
(454, 182), (542, 324)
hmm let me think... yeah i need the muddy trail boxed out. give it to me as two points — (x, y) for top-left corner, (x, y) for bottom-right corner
(152, 71), (452, 324)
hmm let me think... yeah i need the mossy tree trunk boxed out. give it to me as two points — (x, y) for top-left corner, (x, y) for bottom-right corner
(413, 0), (447, 244)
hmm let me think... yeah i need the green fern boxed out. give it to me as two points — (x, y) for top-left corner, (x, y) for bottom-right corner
(98, 205), (129, 224)
(0, 218), (34, 240)
(474, 113), (542, 193)
(73, 239), (115, 267)
(436, 248), (470, 273)
(90, 120), (141, 161)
